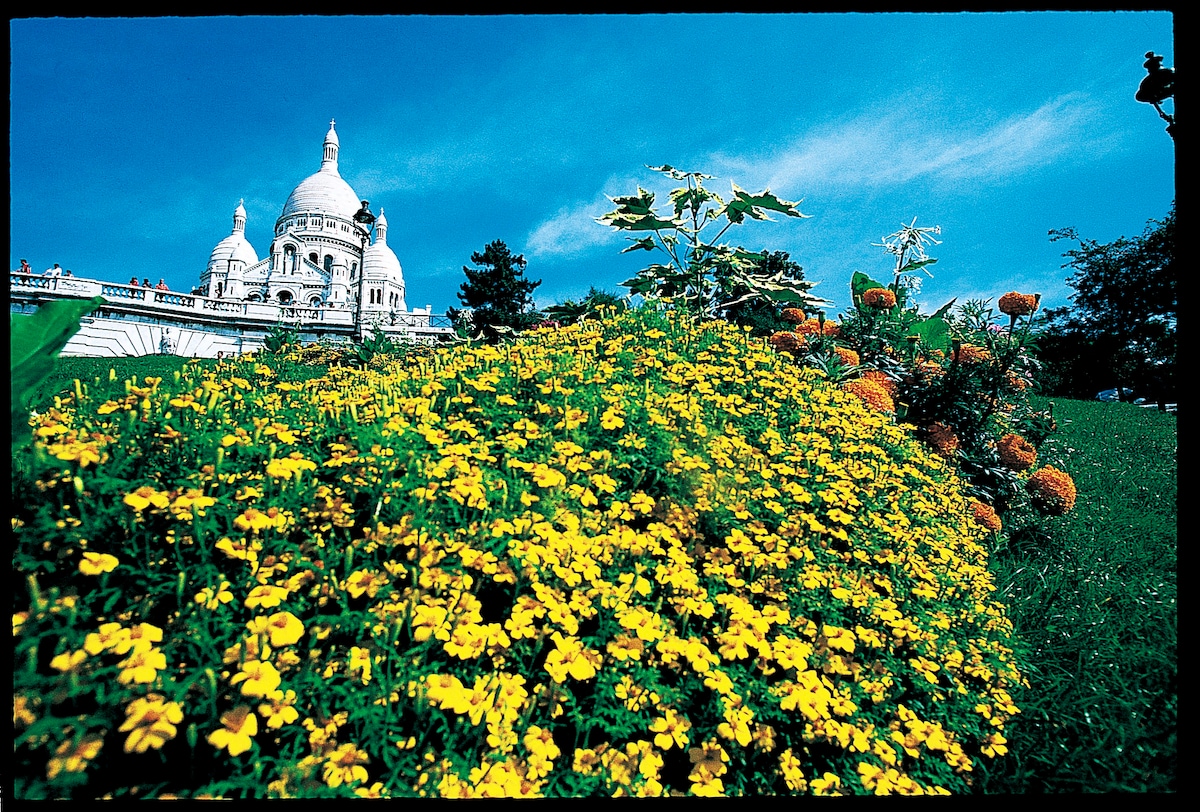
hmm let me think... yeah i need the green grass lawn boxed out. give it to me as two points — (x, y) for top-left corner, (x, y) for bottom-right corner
(20, 356), (1178, 794)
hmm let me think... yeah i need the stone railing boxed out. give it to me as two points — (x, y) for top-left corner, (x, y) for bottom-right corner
(10, 272), (449, 335)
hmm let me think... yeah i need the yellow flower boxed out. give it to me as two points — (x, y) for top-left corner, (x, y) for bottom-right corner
(208, 705), (258, 756)
(245, 584), (289, 609)
(649, 708), (691, 750)
(195, 581), (235, 610)
(258, 689), (300, 729)
(324, 742), (370, 788)
(50, 649), (88, 673)
(811, 772), (843, 795)
(230, 659), (283, 697)
(47, 734), (105, 779)
(117, 646), (167, 685)
(123, 486), (171, 512)
(247, 611), (305, 647)
(79, 551), (119, 575)
(543, 632), (601, 683)
(119, 694), (184, 753)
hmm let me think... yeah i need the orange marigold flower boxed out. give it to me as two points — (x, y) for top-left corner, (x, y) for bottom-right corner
(833, 346), (860, 367)
(862, 287), (897, 309)
(1026, 466), (1077, 515)
(956, 344), (991, 365)
(780, 308), (807, 324)
(1003, 371), (1030, 392)
(969, 500), (1002, 533)
(997, 433), (1037, 471)
(860, 369), (897, 396)
(925, 422), (959, 457)
(794, 318), (840, 337)
(768, 332), (806, 354)
(997, 291), (1039, 317)
(841, 379), (895, 413)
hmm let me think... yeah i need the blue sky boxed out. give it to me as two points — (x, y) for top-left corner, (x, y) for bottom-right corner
(10, 13), (1175, 318)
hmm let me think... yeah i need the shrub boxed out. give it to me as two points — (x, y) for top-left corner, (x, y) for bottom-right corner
(13, 307), (1026, 798)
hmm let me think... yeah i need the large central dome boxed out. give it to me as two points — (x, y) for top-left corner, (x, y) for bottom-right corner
(279, 120), (363, 220)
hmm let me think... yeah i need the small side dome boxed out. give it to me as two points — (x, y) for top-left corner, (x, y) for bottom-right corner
(362, 209), (404, 281)
(208, 200), (259, 268)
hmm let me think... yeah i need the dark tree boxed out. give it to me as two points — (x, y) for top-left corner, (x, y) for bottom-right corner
(1038, 203), (1175, 402)
(716, 250), (809, 335)
(448, 240), (542, 340)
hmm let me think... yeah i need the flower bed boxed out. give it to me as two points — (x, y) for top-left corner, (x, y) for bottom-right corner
(13, 307), (1025, 798)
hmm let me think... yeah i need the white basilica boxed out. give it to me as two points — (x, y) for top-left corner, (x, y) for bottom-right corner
(198, 120), (408, 325)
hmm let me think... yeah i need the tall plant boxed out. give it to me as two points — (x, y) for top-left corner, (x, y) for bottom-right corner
(598, 165), (829, 319)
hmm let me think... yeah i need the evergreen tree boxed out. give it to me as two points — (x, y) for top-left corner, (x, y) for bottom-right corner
(448, 240), (542, 340)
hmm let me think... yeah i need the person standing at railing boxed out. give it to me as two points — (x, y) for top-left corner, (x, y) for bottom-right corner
(142, 278), (151, 288)
(19, 259), (32, 273)
(155, 278), (169, 291)
(130, 277), (140, 286)
(44, 263), (62, 277)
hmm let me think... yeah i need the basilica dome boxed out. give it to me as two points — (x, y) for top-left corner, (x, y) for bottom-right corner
(207, 200), (259, 269)
(279, 120), (363, 220)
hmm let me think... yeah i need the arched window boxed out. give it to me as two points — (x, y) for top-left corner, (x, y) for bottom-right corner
(309, 295), (322, 307)
(284, 244), (296, 274)
(278, 290), (293, 304)
(309, 253), (318, 266)
(324, 255), (333, 272)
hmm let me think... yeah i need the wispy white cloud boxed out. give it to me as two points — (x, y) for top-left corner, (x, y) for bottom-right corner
(708, 92), (1108, 195)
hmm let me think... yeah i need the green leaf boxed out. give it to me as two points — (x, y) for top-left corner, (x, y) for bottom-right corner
(909, 316), (951, 354)
(722, 183), (809, 225)
(897, 257), (938, 278)
(620, 236), (657, 254)
(11, 296), (106, 452)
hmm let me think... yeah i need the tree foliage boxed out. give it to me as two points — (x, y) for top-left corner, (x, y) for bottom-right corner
(1039, 203), (1175, 400)
(449, 240), (543, 341)
(715, 250), (810, 335)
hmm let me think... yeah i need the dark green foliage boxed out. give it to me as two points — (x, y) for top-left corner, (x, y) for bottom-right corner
(1039, 203), (1175, 402)
(716, 251), (809, 335)
(448, 240), (543, 341)
(543, 287), (627, 325)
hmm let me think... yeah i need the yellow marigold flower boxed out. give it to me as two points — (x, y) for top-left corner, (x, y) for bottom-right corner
(649, 708), (691, 750)
(344, 569), (388, 600)
(13, 612), (28, 637)
(997, 433), (1037, 471)
(83, 622), (129, 655)
(969, 500), (1002, 533)
(195, 581), (235, 610)
(15, 694), (38, 728)
(998, 291), (1039, 317)
(231, 658), (283, 697)
(811, 772), (843, 795)
(259, 689), (300, 729)
(688, 740), (729, 783)
(234, 507), (288, 533)
(544, 632), (601, 682)
(324, 742), (370, 788)
(1026, 466), (1078, 515)
(924, 422), (959, 457)
(247, 611), (305, 648)
(123, 486), (170, 512)
(629, 492), (656, 514)
(349, 646), (373, 684)
(117, 646), (167, 685)
(980, 732), (1009, 758)
(208, 705), (258, 756)
(245, 584), (289, 609)
(600, 409), (626, 430)
(531, 463), (567, 489)
(841, 378), (895, 413)
(50, 649), (88, 673)
(47, 734), (105, 779)
(79, 551), (119, 576)
(862, 287), (897, 309)
(119, 694), (184, 753)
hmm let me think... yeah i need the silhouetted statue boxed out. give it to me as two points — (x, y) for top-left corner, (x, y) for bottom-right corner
(1136, 51), (1175, 105)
